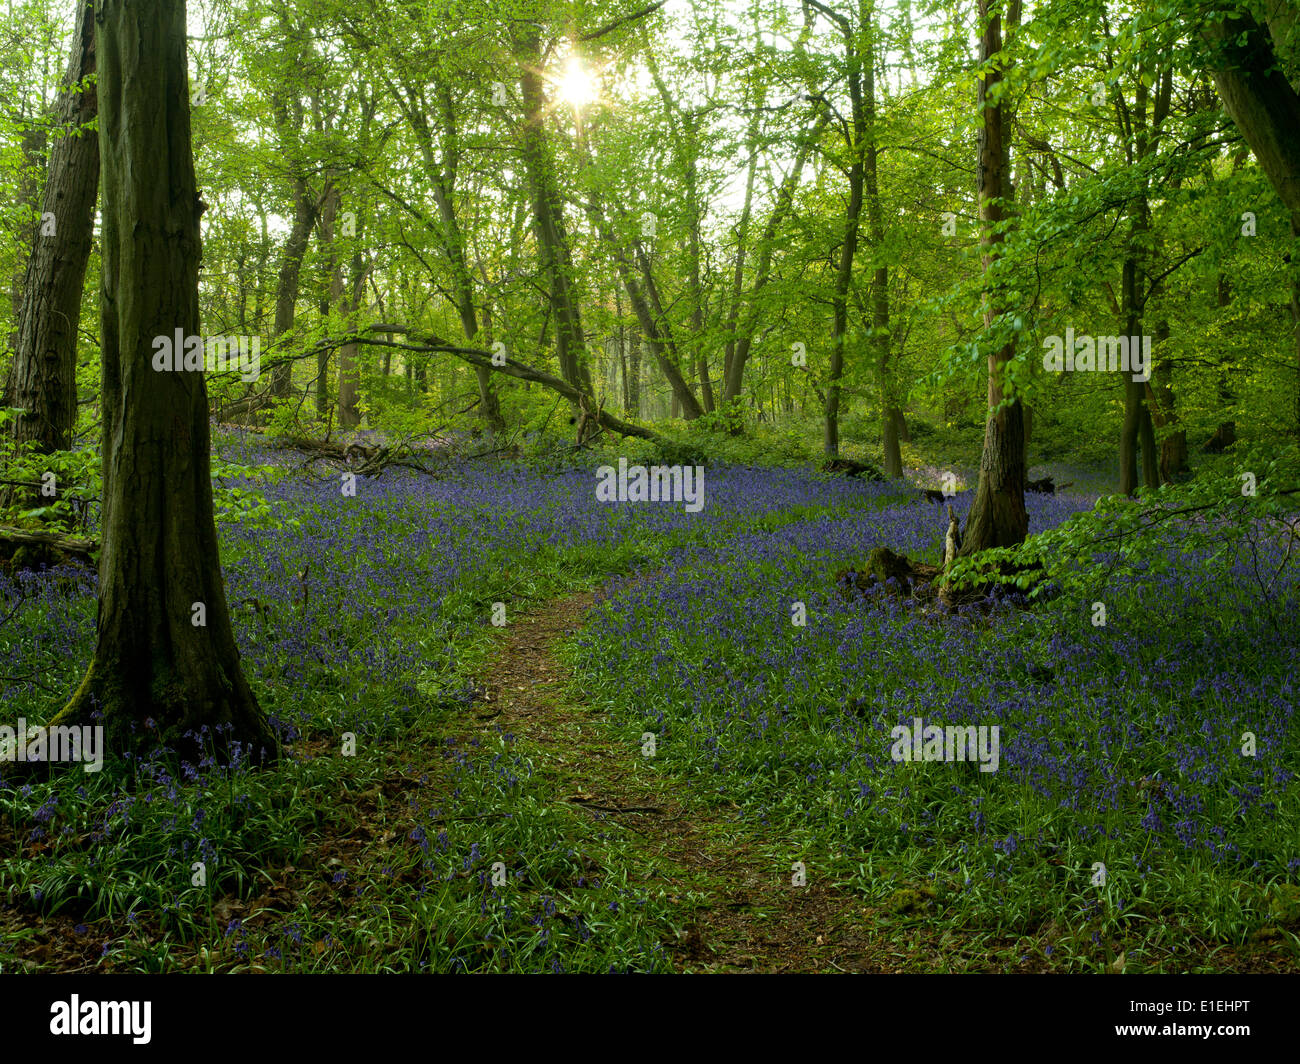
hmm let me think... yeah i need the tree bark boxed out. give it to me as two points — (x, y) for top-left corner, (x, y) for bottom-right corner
(823, 6), (867, 459)
(1204, 10), (1300, 216)
(1147, 321), (1188, 483)
(336, 250), (365, 429)
(314, 183), (342, 418)
(269, 177), (317, 399)
(959, 0), (1028, 555)
(50, 0), (276, 762)
(512, 25), (594, 411)
(628, 322), (642, 417)
(1292, 213), (1300, 441)
(315, 183), (342, 419)
(1117, 67), (1163, 495)
(7, 0), (98, 461)
(859, 5), (899, 478)
(7, 124), (47, 390)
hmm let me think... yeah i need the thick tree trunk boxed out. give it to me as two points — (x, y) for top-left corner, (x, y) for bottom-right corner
(893, 406), (909, 442)
(7, 0), (98, 461)
(50, 0), (276, 762)
(1205, 10), (1300, 216)
(959, 0), (1028, 555)
(881, 405), (902, 479)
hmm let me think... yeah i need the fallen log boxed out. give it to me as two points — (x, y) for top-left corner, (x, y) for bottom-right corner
(0, 526), (98, 571)
(823, 457), (885, 481)
(327, 325), (662, 443)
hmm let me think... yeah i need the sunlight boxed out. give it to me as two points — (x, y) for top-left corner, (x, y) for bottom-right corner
(555, 57), (597, 108)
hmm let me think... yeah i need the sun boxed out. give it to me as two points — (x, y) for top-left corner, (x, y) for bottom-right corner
(556, 57), (597, 108)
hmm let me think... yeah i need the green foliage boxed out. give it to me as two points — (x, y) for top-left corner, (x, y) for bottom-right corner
(0, 415), (99, 533)
(946, 444), (1300, 617)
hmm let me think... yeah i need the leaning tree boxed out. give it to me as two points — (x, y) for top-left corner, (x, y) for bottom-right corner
(48, 0), (277, 761)
(6, 0), (98, 473)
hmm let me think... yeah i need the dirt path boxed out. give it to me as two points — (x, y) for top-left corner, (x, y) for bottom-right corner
(472, 591), (907, 973)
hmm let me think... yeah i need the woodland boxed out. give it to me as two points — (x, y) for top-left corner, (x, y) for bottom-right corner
(0, 0), (1298, 975)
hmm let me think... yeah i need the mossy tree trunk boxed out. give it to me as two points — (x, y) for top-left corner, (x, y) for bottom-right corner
(7, 0), (98, 466)
(959, 0), (1028, 555)
(51, 0), (276, 762)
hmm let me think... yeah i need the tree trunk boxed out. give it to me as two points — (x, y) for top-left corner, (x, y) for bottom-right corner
(616, 289), (630, 416)
(585, 194), (703, 419)
(1292, 212), (1300, 441)
(269, 177), (316, 399)
(7, 124), (47, 386)
(824, 13), (867, 459)
(860, 6), (898, 478)
(423, 80), (505, 437)
(723, 119), (823, 406)
(50, 0), (276, 762)
(959, 0), (1028, 555)
(7, 0), (98, 462)
(315, 183), (342, 419)
(628, 325), (642, 417)
(1148, 321), (1188, 483)
(685, 140), (714, 414)
(1205, 10), (1300, 216)
(512, 25), (594, 411)
(1118, 255), (1156, 495)
(1117, 66), (1163, 495)
(337, 250), (365, 429)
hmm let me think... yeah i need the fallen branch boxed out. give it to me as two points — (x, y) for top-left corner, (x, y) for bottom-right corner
(314, 324), (661, 442)
(0, 525), (98, 568)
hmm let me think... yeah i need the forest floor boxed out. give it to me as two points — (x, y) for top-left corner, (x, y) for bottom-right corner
(3, 443), (1297, 974)
(471, 591), (1021, 973)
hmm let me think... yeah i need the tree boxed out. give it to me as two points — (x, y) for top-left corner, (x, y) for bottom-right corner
(511, 19), (596, 412)
(959, 0), (1028, 555)
(6, 0), (97, 464)
(49, 0), (276, 761)
(810, 0), (868, 459)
